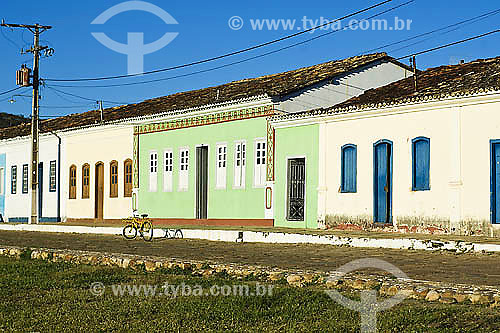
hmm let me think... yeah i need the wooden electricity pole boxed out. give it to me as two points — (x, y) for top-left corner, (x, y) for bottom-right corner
(1, 21), (52, 224)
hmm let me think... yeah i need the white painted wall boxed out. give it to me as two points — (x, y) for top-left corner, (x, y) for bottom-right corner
(62, 125), (134, 220)
(279, 60), (412, 113)
(315, 93), (500, 230)
(0, 135), (60, 221)
(322, 105), (453, 223)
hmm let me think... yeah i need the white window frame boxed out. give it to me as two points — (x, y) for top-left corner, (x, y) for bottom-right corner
(11, 165), (17, 195)
(22, 164), (29, 194)
(149, 151), (158, 192)
(163, 149), (173, 192)
(179, 148), (189, 191)
(49, 160), (57, 192)
(233, 140), (246, 189)
(215, 143), (227, 189)
(254, 139), (267, 188)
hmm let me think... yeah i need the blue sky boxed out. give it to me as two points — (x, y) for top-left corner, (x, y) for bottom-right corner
(1, 0), (499, 118)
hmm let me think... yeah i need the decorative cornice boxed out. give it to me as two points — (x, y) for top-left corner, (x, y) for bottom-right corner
(135, 104), (275, 136)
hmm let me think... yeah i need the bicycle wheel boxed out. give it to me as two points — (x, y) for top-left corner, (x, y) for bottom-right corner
(123, 224), (137, 239)
(174, 229), (183, 239)
(163, 229), (171, 239)
(140, 221), (154, 242)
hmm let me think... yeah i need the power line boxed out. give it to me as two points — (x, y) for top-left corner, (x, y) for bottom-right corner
(0, 86), (23, 96)
(387, 10), (500, 54)
(46, 0), (415, 89)
(360, 8), (500, 55)
(43, 0), (395, 82)
(39, 104), (95, 109)
(0, 27), (21, 49)
(395, 28), (500, 60)
(44, 86), (129, 105)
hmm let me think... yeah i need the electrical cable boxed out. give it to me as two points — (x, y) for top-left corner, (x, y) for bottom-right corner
(43, 0), (395, 82)
(46, 0), (415, 89)
(360, 8), (500, 55)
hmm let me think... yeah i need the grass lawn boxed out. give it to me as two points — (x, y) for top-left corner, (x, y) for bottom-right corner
(0, 256), (498, 332)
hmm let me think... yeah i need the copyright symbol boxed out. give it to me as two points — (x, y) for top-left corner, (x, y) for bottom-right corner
(90, 282), (105, 296)
(228, 16), (244, 30)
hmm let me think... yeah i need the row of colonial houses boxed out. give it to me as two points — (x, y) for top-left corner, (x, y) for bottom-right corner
(1, 52), (499, 236)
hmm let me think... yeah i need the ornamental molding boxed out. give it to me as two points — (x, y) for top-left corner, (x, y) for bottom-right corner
(134, 104), (275, 136)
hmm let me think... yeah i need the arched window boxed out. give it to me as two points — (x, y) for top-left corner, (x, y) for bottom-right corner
(124, 159), (133, 197)
(69, 165), (77, 199)
(412, 137), (430, 191)
(110, 160), (118, 198)
(82, 164), (90, 199)
(341, 144), (357, 193)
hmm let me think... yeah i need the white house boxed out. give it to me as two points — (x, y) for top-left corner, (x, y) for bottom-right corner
(0, 131), (61, 222)
(270, 56), (500, 237)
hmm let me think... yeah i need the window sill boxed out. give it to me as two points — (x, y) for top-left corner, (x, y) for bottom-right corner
(340, 190), (357, 194)
(412, 188), (430, 192)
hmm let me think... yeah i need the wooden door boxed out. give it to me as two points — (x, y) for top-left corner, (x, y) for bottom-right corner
(95, 162), (104, 220)
(374, 141), (392, 223)
(492, 143), (500, 223)
(196, 146), (208, 219)
(287, 158), (305, 221)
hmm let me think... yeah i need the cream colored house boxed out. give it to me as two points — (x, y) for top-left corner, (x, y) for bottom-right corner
(270, 56), (500, 236)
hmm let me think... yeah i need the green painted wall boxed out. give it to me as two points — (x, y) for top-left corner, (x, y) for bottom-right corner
(138, 117), (268, 219)
(274, 124), (319, 229)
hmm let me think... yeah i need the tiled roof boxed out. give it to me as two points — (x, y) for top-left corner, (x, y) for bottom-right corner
(336, 55), (500, 108)
(0, 52), (393, 140)
(272, 55), (500, 122)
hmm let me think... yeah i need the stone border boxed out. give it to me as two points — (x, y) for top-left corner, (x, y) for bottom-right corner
(1, 245), (499, 308)
(1, 224), (500, 254)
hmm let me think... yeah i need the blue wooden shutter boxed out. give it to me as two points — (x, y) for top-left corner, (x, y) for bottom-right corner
(412, 137), (430, 190)
(341, 145), (357, 193)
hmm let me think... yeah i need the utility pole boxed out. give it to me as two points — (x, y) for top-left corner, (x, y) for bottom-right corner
(1, 21), (53, 224)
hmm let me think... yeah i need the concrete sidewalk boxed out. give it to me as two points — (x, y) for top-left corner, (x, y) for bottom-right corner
(1, 223), (499, 253)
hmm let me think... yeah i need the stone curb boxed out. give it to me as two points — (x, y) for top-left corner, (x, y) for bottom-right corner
(1, 245), (499, 308)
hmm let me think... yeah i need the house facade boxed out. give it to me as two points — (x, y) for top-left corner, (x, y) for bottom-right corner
(270, 56), (500, 236)
(134, 100), (276, 226)
(0, 133), (61, 222)
(63, 125), (134, 222)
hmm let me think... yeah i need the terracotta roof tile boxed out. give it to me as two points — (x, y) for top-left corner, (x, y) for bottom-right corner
(0, 53), (391, 140)
(335, 55), (500, 109)
(271, 55), (500, 122)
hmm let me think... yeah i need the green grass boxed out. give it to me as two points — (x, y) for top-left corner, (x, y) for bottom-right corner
(0, 256), (498, 332)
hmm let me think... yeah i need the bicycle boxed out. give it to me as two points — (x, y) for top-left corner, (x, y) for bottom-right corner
(162, 228), (183, 239)
(122, 213), (154, 242)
